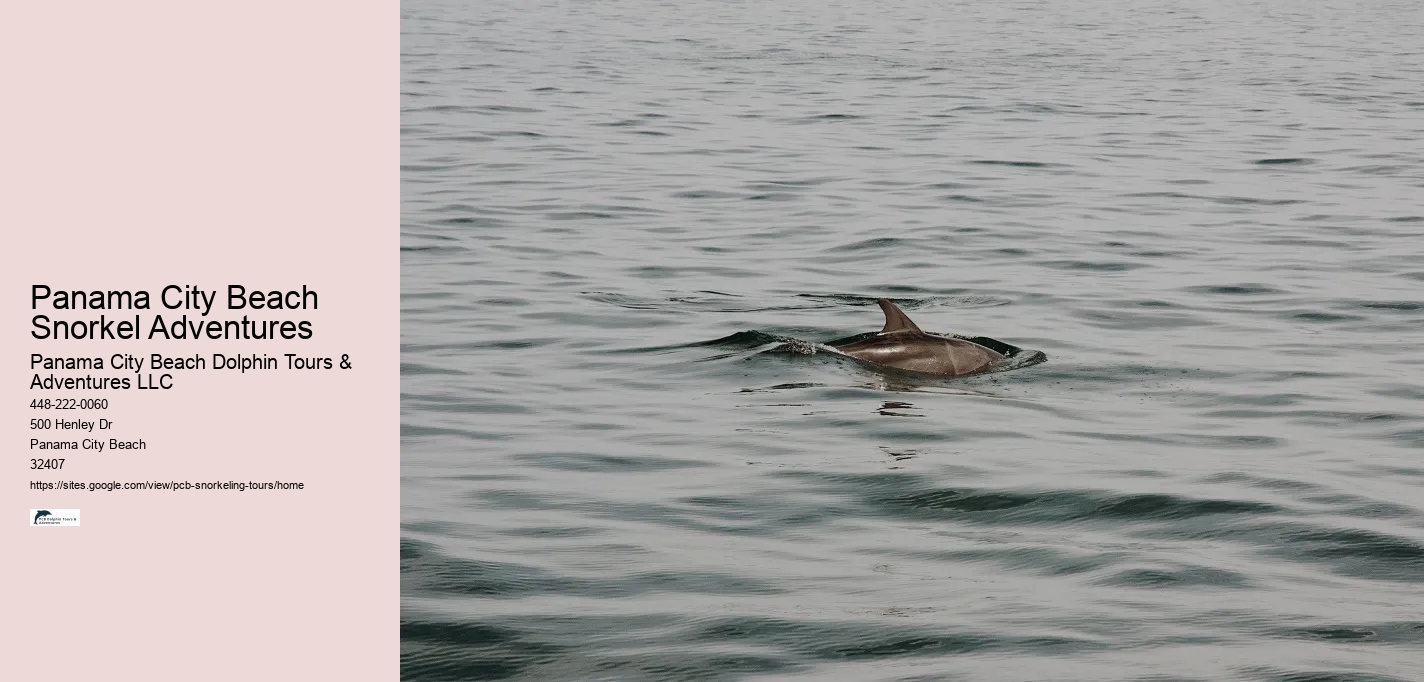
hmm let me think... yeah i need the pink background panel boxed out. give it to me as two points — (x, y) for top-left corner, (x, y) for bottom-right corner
(2, 2), (397, 679)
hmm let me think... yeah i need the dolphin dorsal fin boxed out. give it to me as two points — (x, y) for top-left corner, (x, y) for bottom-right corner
(876, 298), (922, 334)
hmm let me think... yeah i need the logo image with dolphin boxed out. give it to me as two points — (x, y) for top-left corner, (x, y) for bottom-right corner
(34, 510), (52, 524)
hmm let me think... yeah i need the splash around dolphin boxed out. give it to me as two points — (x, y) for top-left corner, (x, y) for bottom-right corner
(696, 297), (1046, 379)
(807, 298), (1045, 378)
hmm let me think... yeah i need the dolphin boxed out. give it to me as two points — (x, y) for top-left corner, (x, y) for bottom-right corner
(34, 510), (52, 524)
(832, 299), (1004, 377)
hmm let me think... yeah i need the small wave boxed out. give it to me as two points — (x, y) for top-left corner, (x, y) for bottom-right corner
(826, 236), (915, 252)
(1038, 260), (1144, 272)
(1184, 283), (1284, 296)
(1254, 157), (1314, 165)
(969, 159), (1063, 168)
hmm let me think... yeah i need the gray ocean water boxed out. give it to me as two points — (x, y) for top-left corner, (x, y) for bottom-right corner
(400, 1), (1424, 679)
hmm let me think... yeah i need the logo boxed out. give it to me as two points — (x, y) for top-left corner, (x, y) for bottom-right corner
(31, 509), (80, 526)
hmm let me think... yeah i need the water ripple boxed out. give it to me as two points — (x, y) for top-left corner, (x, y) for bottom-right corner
(403, 0), (1424, 678)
